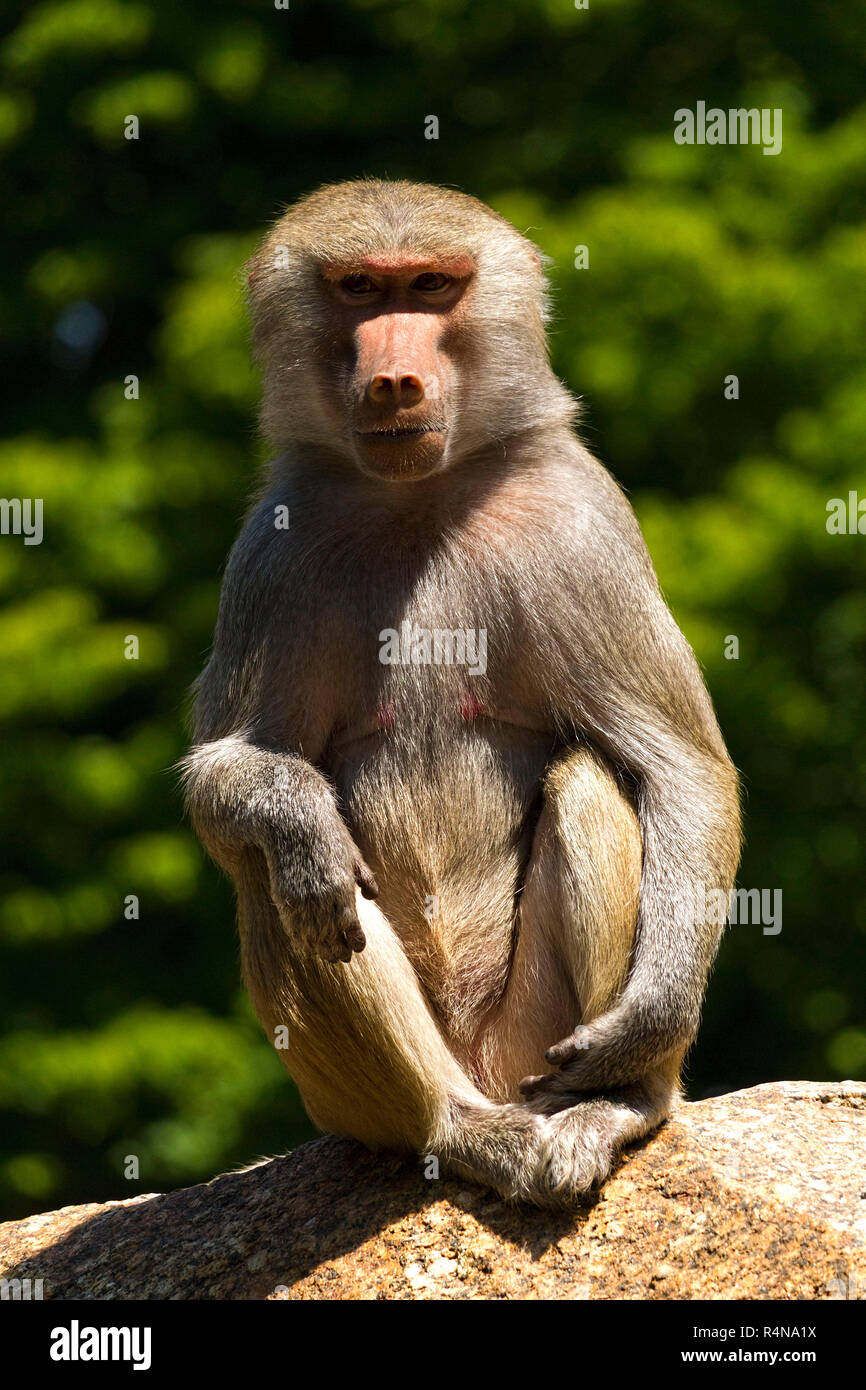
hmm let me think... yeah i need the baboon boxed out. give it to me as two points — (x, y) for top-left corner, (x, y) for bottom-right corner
(182, 180), (741, 1204)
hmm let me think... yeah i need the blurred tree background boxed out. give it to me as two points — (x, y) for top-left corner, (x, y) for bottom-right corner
(1, 0), (864, 1221)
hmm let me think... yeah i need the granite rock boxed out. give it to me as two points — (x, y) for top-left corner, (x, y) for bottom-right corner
(1, 1081), (863, 1301)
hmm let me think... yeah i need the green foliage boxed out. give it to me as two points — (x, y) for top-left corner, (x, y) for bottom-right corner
(1, 0), (864, 1218)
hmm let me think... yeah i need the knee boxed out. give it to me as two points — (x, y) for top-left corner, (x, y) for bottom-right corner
(543, 746), (642, 887)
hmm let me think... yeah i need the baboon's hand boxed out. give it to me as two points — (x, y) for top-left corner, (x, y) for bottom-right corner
(521, 1018), (645, 1098)
(519, 999), (691, 1096)
(265, 818), (379, 965)
(518, 1027), (597, 1105)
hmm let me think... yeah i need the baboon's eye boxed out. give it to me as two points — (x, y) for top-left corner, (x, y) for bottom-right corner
(341, 273), (378, 295)
(412, 272), (451, 293)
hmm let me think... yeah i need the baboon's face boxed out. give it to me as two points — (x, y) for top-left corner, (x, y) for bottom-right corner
(316, 252), (476, 481)
(250, 181), (563, 470)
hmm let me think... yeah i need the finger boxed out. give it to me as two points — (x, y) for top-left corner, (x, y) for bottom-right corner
(545, 1040), (576, 1066)
(354, 860), (380, 899)
(339, 906), (366, 954)
(518, 1073), (553, 1096)
(326, 931), (354, 965)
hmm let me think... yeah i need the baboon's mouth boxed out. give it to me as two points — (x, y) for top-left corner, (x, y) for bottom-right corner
(355, 426), (444, 439)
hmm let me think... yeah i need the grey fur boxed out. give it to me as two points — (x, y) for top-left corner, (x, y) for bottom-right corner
(180, 180), (741, 1204)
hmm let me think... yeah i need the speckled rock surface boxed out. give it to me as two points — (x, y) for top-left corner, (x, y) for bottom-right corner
(1, 1081), (863, 1300)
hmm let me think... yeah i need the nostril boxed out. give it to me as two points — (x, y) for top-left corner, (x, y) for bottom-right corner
(368, 373), (396, 403)
(399, 374), (424, 405)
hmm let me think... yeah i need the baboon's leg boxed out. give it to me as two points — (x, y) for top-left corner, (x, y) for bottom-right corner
(235, 856), (550, 1200)
(475, 745), (682, 1200)
(475, 744), (641, 1096)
